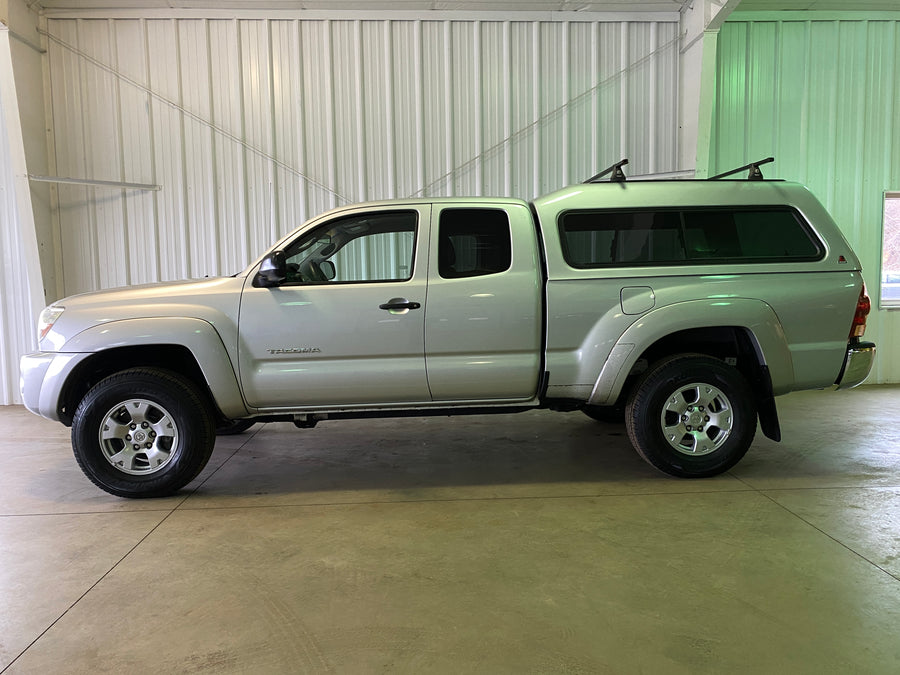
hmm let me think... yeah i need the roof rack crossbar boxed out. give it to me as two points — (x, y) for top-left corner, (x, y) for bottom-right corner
(584, 158), (629, 184)
(710, 157), (774, 181)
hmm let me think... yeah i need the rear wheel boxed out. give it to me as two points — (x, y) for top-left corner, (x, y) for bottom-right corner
(72, 368), (216, 498)
(625, 354), (757, 478)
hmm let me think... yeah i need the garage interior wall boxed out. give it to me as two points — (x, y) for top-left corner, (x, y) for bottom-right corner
(0, 2), (48, 407)
(43, 14), (678, 301)
(6, 7), (897, 403)
(712, 11), (900, 384)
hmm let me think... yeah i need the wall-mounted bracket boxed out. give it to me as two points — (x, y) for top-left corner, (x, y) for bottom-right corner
(28, 175), (161, 191)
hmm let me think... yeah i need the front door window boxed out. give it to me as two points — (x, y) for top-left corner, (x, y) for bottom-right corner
(283, 211), (417, 284)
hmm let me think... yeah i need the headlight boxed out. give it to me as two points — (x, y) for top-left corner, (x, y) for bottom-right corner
(38, 305), (65, 341)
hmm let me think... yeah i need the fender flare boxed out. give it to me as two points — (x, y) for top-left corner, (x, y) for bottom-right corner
(61, 317), (248, 419)
(588, 298), (794, 406)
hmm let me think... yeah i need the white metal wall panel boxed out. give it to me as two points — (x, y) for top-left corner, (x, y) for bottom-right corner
(0, 111), (26, 404)
(389, 21), (422, 200)
(49, 20), (91, 294)
(1, 30), (45, 405)
(116, 19), (158, 286)
(180, 19), (218, 279)
(147, 20), (188, 281)
(0, 75), (31, 405)
(45, 15), (680, 299)
(713, 16), (900, 384)
(210, 20), (251, 270)
(300, 20), (341, 217)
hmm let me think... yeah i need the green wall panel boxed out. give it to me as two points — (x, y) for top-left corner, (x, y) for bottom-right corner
(713, 15), (900, 383)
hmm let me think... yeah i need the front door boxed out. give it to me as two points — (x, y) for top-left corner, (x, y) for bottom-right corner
(239, 206), (431, 409)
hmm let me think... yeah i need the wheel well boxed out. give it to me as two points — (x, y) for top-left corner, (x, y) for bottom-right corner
(58, 345), (220, 426)
(644, 326), (761, 371)
(614, 326), (764, 405)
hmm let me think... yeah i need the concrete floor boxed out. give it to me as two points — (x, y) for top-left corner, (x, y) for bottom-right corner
(1, 387), (899, 674)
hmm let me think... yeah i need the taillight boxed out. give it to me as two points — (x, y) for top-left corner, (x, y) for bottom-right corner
(850, 284), (870, 339)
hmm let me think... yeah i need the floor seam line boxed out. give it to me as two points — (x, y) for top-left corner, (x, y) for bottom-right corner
(176, 427), (263, 506)
(170, 487), (766, 511)
(0, 508), (178, 518)
(759, 491), (900, 585)
(0, 499), (188, 673)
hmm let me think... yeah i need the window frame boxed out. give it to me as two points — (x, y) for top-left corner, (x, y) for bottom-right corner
(557, 205), (825, 269)
(880, 191), (900, 309)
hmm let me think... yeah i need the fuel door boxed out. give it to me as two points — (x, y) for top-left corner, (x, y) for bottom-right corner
(621, 286), (655, 315)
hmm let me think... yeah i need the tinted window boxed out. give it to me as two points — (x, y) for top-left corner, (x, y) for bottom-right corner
(439, 209), (512, 278)
(559, 207), (821, 268)
(560, 210), (684, 266)
(682, 209), (821, 260)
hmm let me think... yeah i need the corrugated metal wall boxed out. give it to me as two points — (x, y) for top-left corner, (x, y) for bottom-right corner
(0, 63), (31, 405)
(713, 15), (900, 384)
(44, 16), (679, 297)
(1, 30), (45, 405)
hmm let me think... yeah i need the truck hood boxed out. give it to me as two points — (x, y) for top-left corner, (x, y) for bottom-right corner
(43, 276), (247, 351)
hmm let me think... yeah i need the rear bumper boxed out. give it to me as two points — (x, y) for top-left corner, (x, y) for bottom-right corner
(835, 341), (876, 390)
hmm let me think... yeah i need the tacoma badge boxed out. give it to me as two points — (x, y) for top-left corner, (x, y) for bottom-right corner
(266, 347), (322, 355)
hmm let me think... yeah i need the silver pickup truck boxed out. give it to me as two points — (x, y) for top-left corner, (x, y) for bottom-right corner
(20, 169), (875, 497)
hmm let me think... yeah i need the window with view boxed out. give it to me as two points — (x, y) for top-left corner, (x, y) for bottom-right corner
(881, 192), (900, 309)
(283, 211), (416, 284)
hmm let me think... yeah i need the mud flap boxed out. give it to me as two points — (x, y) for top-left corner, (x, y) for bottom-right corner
(754, 365), (781, 442)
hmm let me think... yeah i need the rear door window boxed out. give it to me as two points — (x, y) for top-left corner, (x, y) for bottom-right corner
(439, 209), (512, 278)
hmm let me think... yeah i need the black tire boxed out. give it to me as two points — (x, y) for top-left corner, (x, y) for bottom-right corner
(625, 354), (757, 478)
(216, 419), (256, 436)
(71, 368), (216, 498)
(582, 404), (626, 424)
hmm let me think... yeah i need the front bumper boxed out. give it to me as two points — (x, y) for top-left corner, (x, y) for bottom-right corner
(835, 341), (876, 390)
(20, 351), (90, 421)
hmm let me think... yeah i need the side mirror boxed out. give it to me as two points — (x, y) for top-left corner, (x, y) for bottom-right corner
(253, 251), (287, 288)
(320, 260), (336, 281)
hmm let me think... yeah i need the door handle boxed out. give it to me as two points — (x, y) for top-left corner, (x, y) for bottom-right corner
(379, 298), (421, 311)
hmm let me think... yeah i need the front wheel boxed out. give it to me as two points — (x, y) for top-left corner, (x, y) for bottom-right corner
(72, 368), (216, 498)
(625, 354), (757, 478)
